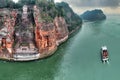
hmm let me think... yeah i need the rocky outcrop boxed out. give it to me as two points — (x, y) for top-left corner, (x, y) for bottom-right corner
(35, 22), (57, 53)
(56, 2), (82, 32)
(0, 9), (17, 57)
(54, 16), (69, 45)
(80, 9), (106, 21)
(12, 5), (39, 61)
(34, 5), (68, 55)
(34, 5), (57, 54)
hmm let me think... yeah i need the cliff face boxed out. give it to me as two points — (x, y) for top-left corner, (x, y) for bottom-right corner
(34, 5), (69, 53)
(80, 9), (106, 21)
(14, 5), (38, 56)
(54, 16), (69, 40)
(34, 6), (57, 53)
(0, 1), (82, 61)
(35, 22), (57, 53)
(0, 9), (17, 56)
(56, 2), (82, 32)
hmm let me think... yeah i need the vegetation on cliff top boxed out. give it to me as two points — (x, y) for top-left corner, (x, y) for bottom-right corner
(0, 0), (82, 32)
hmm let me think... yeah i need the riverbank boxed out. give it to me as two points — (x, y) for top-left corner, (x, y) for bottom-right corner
(69, 26), (81, 35)
(0, 25), (81, 61)
(0, 46), (57, 62)
(0, 35), (68, 61)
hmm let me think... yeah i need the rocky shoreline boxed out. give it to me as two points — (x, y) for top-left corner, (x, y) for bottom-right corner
(0, 20), (81, 62)
(0, 35), (68, 61)
(0, 20), (80, 62)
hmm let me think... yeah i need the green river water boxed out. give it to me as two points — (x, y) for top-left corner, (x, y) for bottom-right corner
(0, 15), (120, 80)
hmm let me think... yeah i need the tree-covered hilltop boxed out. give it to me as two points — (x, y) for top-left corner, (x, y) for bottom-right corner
(80, 9), (106, 21)
(0, 0), (82, 32)
(0, 0), (35, 8)
(0, 0), (21, 8)
(0, 0), (14, 8)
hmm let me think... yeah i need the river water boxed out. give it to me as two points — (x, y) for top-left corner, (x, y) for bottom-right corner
(0, 15), (120, 80)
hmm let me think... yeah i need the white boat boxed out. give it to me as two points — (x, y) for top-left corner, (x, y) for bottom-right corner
(101, 46), (109, 63)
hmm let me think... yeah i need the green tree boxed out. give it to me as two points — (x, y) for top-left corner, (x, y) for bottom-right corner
(0, 0), (7, 8)
(19, 0), (35, 5)
(0, 0), (20, 8)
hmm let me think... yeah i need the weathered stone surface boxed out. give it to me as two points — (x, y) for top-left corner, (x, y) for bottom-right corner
(54, 16), (69, 40)
(0, 9), (17, 57)
(33, 5), (69, 54)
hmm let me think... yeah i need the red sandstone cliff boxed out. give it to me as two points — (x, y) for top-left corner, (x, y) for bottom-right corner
(34, 6), (57, 54)
(54, 16), (69, 45)
(34, 5), (69, 54)
(0, 9), (17, 56)
(0, 5), (69, 61)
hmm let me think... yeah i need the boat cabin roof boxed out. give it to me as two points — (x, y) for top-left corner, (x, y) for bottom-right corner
(102, 46), (107, 50)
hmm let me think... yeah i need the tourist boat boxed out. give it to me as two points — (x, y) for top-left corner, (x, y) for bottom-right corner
(101, 46), (109, 63)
